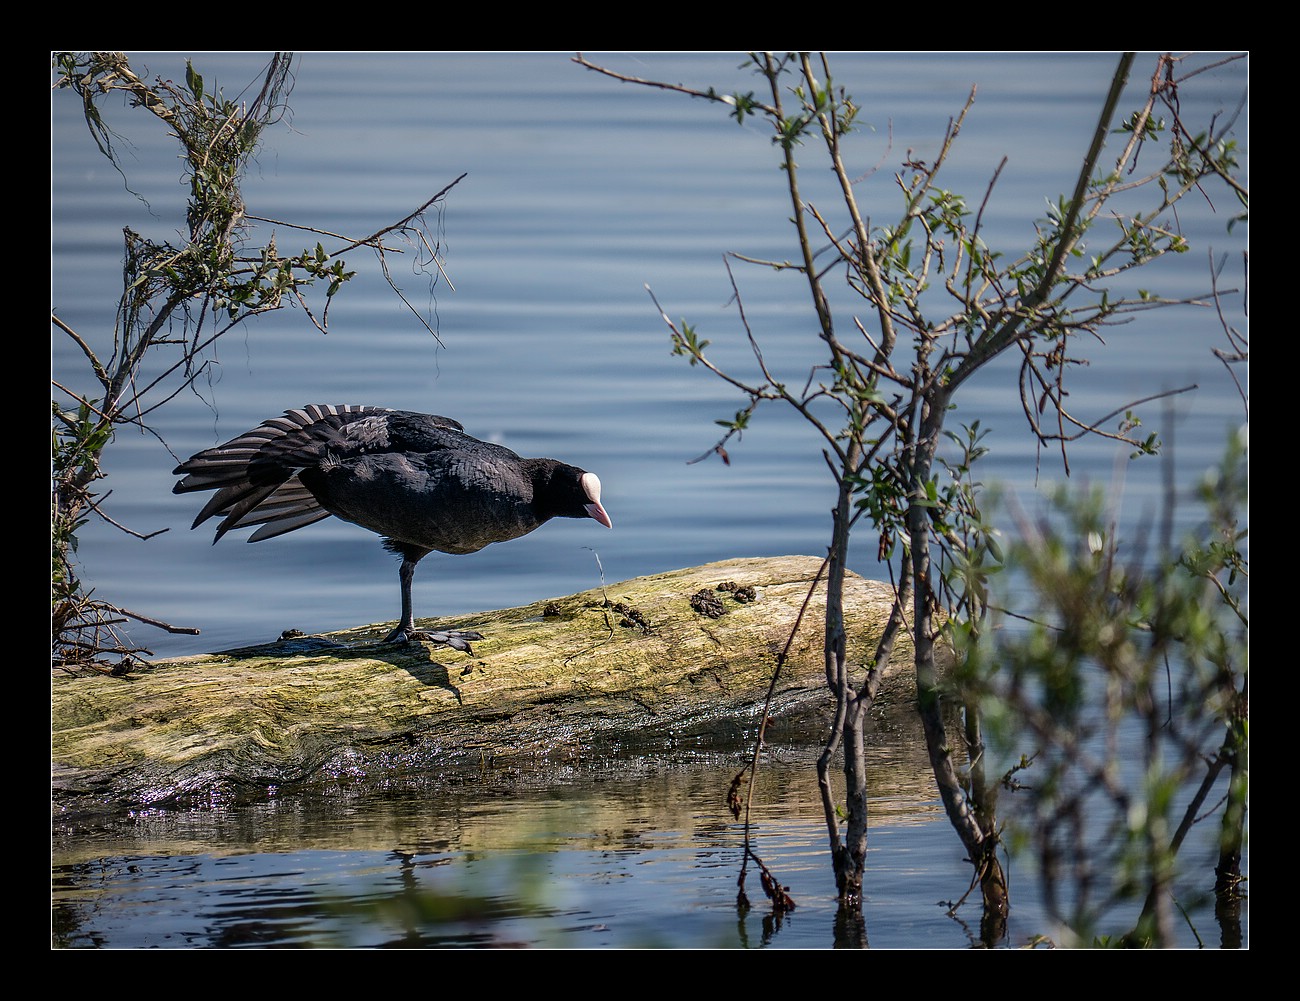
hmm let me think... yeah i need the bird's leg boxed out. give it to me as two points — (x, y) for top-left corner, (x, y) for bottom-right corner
(382, 554), (484, 651)
(392, 556), (419, 637)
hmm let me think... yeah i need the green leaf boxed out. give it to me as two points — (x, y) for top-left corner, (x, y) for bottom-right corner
(185, 62), (204, 103)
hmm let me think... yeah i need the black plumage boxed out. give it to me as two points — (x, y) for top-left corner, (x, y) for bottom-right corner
(173, 404), (612, 646)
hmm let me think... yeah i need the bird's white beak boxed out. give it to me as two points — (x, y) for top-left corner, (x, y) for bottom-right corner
(586, 501), (612, 528)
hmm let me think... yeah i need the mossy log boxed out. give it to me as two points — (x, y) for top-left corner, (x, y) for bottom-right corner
(52, 556), (918, 816)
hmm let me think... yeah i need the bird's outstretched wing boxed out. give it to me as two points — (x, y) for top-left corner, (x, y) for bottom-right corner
(172, 404), (464, 543)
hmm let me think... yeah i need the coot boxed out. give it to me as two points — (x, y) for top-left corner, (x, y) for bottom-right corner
(173, 404), (612, 647)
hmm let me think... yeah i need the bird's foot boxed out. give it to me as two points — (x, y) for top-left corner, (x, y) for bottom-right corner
(383, 626), (484, 652)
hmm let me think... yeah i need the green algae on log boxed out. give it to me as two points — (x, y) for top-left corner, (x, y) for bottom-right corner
(52, 556), (920, 815)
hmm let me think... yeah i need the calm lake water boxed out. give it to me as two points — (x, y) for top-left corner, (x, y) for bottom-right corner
(51, 737), (1020, 949)
(51, 51), (1248, 948)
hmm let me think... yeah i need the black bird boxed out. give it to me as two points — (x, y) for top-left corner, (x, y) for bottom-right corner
(173, 404), (612, 647)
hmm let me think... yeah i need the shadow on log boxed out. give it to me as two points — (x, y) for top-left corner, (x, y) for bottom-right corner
(52, 556), (920, 816)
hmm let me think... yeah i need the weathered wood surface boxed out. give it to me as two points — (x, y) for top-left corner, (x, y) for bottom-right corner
(52, 556), (915, 816)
